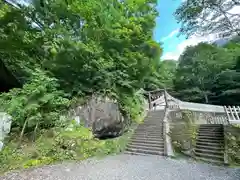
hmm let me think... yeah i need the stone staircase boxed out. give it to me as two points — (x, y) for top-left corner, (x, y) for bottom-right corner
(195, 124), (225, 164)
(125, 110), (165, 156)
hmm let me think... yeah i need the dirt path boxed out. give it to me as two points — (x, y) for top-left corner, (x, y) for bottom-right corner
(1, 154), (240, 180)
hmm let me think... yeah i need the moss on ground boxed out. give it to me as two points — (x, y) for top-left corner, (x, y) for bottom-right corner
(0, 123), (136, 174)
(225, 125), (240, 166)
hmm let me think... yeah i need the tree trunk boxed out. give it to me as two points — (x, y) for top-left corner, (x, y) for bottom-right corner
(204, 93), (209, 104)
(32, 121), (39, 142)
(18, 119), (28, 147)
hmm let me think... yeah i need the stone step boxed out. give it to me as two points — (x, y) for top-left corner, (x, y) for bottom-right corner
(195, 156), (224, 164)
(197, 138), (224, 143)
(127, 144), (164, 152)
(136, 129), (162, 132)
(139, 122), (163, 125)
(198, 134), (223, 138)
(137, 123), (162, 127)
(148, 110), (164, 114)
(139, 123), (163, 126)
(197, 135), (224, 140)
(147, 112), (164, 115)
(128, 141), (164, 148)
(144, 117), (164, 120)
(197, 132), (223, 136)
(131, 137), (164, 142)
(135, 128), (163, 131)
(131, 139), (164, 144)
(141, 122), (163, 124)
(126, 147), (164, 156)
(199, 128), (223, 131)
(199, 125), (223, 128)
(146, 115), (164, 119)
(132, 134), (163, 139)
(135, 131), (163, 135)
(195, 151), (224, 161)
(195, 148), (224, 156)
(133, 131), (163, 134)
(133, 132), (163, 136)
(125, 151), (150, 156)
(196, 141), (224, 147)
(200, 124), (223, 127)
(145, 115), (163, 118)
(134, 131), (163, 135)
(198, 129), (223, 133)
(135, 129), (163, 132)
(138, 125), (163, 128)
(195, 144), (224, 151)
(142, 123), (162, 125)
(197, 134), (224, 138)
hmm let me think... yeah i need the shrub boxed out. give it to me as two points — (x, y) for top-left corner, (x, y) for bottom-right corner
(0, 122), (134, 174)
(0, 70), (70, 142)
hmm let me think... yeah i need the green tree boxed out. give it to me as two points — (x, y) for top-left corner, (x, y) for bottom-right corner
(175, 0), (240, 38)
(174, 43), (234, 103)
(24, 0), (161, 96)
(0, 0), (162, 135)
(211, 45), (240, 105)
(158, 60), (177, 88)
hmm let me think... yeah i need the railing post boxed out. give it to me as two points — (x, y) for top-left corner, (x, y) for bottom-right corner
(163, 108), (174, 157)
(162, 89), (174, 157)
(163, 89), (168, 108)
(223, 126), (229, 165)
(148, 92), (152, 110)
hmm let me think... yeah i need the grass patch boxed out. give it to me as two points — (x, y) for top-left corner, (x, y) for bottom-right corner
(0, 123), (136, 174)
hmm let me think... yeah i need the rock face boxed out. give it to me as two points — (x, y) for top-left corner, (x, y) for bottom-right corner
(92, 117), (124, 139)
(92, 102), (126, 139)
(69, 96), (128, 139)
(0, 112), (12, 151)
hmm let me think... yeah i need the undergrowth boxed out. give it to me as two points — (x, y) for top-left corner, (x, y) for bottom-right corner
(0, 122), (135, 174)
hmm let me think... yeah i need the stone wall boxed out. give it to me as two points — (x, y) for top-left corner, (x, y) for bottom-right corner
(168, 110), (228, 125)
(168, 111), (199, 156)
(0, 112), (12, 151)
(224, 125), (240, 165)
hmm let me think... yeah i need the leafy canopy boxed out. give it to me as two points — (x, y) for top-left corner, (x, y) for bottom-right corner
(175, 0), (240, 38)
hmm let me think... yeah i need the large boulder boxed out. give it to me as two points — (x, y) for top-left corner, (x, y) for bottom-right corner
(69, 96), (129, 138)
(92, 117), (124, 139)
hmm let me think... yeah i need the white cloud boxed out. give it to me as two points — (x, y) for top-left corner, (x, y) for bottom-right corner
(162, 4), (240, 60)
(161, 28), (179, 42)
(161, 52), (180, 60)
(162, 34), (220, 60)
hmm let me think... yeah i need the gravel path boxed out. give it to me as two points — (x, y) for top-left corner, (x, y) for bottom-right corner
(1, 154), (240, 180)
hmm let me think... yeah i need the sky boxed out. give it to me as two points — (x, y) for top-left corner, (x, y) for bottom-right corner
(154, 0), (240, 60)
(154, 0), (185, 60)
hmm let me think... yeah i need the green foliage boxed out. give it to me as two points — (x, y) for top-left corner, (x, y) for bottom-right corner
(170, 111), (198, 156)
(16, 0), (161, 96)
(0, 70), (70, 134)
(226, 126), (240, 165)
(0, 123), (134, 174)
(0, 0), (163, 129)
(173, 42), (240, 105)
(144, 60), (177, 90)
(117, 89), (146, 123)
(175, 0), (240, 38)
